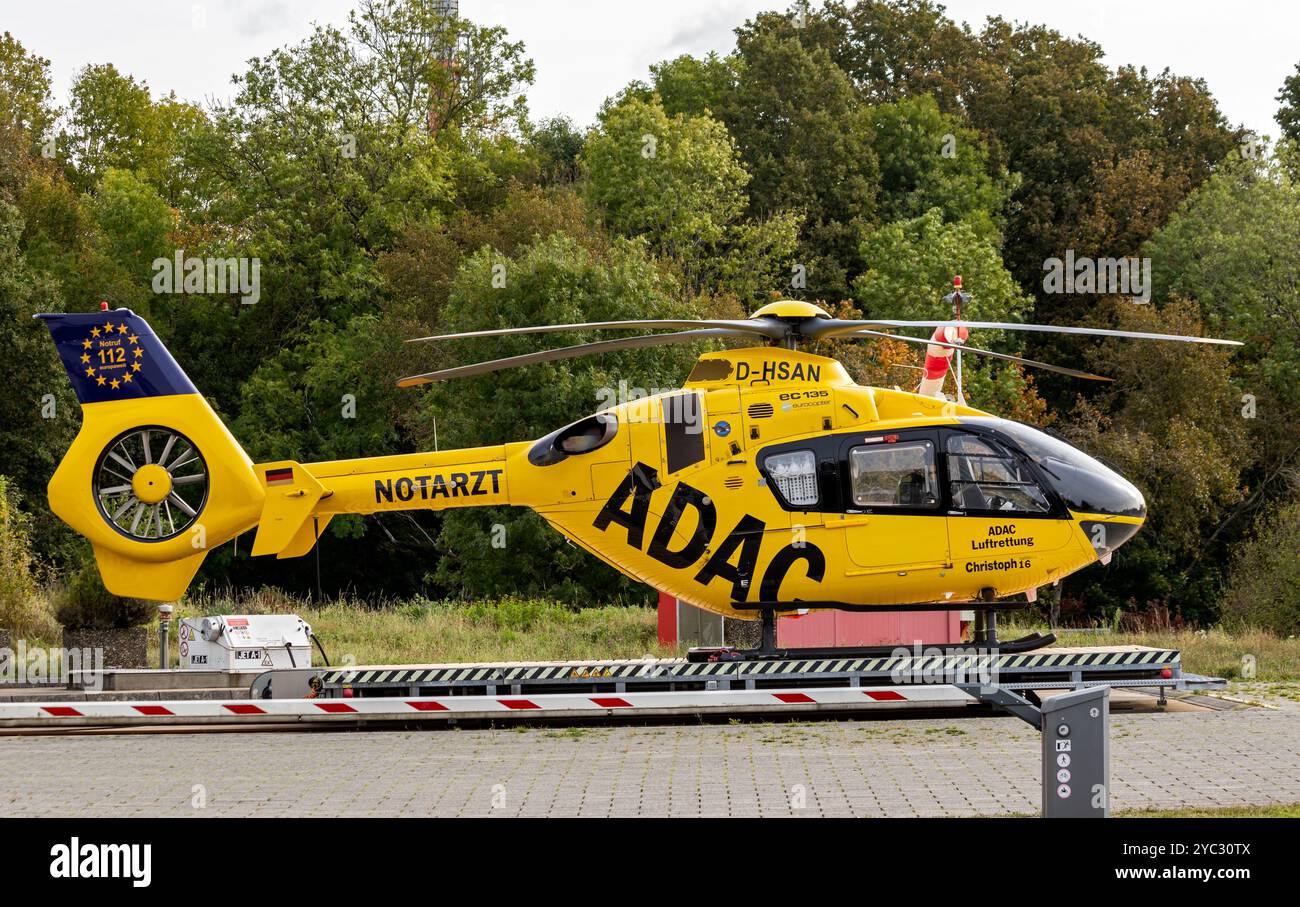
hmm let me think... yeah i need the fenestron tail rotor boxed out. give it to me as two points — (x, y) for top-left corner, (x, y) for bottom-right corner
(93, 427), (209, 542)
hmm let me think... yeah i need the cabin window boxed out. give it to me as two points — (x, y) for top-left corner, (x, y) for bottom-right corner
(848, 440), (940, 509)
(766, 450), (819, 507)
(528, 413), (620, 466)
(946, 434), (1050, 513)
(662, 392), (705, 472)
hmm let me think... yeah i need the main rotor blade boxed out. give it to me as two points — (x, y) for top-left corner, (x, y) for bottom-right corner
(807, 319), (1242, 346)
(406, 318), (785, 343)
(398, 328), (754, 387)
(841, 329), (1114, 381)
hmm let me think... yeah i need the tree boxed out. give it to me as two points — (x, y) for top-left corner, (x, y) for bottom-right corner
(850, 208), (1042, 418)
(853, 208), (1030, 324)
(0, 475), (59, 640)
(527, 116), (584, 185)
(0, 201), (78, 562)
(1143, 149), (1300, 584)
(1059, 299), (1251, 621)
(1275, 61), (1300, 144)
(719, 30), (878, 299)
(1223, 487), (1300, 634)
(177, 0), (537, 384)
(1146, 151), (1300, 412)
(649, 53), (736, 118)
(349, 0), (534, 136)
(581, 95), (799, 301)
(730, 3), (1236, 325)
(61, 64), (177, 192)
(0, 32), (57, 141)
(867, 94), (1011, 243)
(379, 181), (605, 333)
(89, 168), (173, 284)
(233, 315), (406, 464)
(423, 234), (710, 602)
(583, 97), (747, 258)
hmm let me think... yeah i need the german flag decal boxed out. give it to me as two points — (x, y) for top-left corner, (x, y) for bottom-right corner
(265, 467), (294, 487)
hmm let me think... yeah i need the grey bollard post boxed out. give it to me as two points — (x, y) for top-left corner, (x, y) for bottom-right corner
(1042, 685), (1109, 817)
(158, 603), (174, 670)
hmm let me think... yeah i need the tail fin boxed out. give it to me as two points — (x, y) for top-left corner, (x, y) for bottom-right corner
(38, 307), (265, 601)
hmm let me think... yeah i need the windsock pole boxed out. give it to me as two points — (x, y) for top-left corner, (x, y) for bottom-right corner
(951, 276), (966, 406)
(918, 276), (970, 401)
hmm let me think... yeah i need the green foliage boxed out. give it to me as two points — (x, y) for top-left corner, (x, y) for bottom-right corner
(527, 116), (584, 185)
(60, 64), (201, 196)
(1146, 151), (1300, 413)
(648, 53), (736, 118)
(1059, 300), (1251, 621)
(1138, 150), (1300, 622)
(378, 181), (604, 344)
(0, 475), (58, 639)
(425, 234), (706, 603)
(582, 94), (799, 300)
(734, 2), (1236, 313)
(0, 31), (56, 140)
(853, 208), (1030, 324)
(867, 94), (1012, 243)
(233, 314), (405, 463)
(584, 96), (747, 255)
(1224, 491), (1300, 635)
(54, 560), (154, 630)
(0, 200), (78, 560)
(721, 29), (878, 299)
(1277, 62), (1300, 145)
(851, 208), (1040, 415)
(89, 168), (173, 283)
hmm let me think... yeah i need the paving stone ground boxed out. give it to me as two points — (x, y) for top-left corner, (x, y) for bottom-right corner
(1, 704), (1297, 817)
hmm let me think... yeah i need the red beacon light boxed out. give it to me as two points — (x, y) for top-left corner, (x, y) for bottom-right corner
(100, 301), (109, 311)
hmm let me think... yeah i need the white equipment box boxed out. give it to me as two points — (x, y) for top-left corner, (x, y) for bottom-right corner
(178, 615), (313, 671)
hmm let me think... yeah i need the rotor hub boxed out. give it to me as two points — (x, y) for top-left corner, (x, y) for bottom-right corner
(750, 300), (831, 321)
(131, 463), (173, 504)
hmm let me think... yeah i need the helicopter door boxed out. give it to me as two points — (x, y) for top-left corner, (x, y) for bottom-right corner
(943, 430), (1075, 571)
(832, 432), (950, 575)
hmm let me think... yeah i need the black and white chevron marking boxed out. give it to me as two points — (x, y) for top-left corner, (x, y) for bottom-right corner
(320, 649), (1180, 688)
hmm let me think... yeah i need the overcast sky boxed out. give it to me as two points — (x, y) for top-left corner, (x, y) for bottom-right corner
(5, 0), (1294, 140)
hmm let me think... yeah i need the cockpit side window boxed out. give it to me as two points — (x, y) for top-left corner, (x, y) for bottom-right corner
(848, 440), (940, 509)
(946, 433), (1050, 513)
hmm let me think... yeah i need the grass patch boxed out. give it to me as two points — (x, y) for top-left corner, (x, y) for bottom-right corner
(130, 592), (1300, 679)
(1003, 623), (1300, 683)
(148, 593), (681, 666)
(1117, 802), (1300, 818)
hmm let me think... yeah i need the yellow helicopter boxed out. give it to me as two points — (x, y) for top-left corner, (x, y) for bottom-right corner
(38, 279), (1240, 657)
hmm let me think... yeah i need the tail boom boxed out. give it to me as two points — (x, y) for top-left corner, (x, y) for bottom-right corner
(251, 447), (511, 559)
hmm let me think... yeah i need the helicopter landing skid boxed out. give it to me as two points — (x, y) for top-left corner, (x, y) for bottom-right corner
(686, 606), (1057, 663)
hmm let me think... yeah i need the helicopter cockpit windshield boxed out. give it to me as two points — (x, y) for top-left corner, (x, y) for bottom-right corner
(945, 433), (1050, 513)
(961, 417), (1146, 519)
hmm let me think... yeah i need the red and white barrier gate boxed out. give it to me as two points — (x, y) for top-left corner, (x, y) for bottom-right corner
(0, 685), (973, 728)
